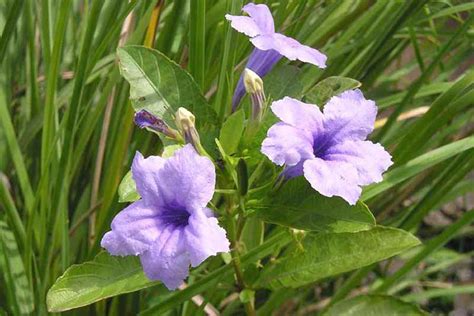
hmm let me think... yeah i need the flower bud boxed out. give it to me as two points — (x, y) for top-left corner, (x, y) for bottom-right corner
(243, 68), (265, 123)
(175, 108), (206, 155)
(134, 110), (178, 139)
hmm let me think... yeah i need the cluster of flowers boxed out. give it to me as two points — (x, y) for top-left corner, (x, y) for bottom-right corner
(101, 3), (392, 290)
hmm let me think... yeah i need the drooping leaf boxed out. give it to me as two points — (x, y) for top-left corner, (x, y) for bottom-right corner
(47, 252), (156, 312)
(324, 295), (427, 316)
(304, 76), (361, 105)
(252, 177), (375, 233)
(256, 226), (420, 288)
(0, 221), (34, 315)
(118, 171), (140, 203)
(219, 109), (245, 155)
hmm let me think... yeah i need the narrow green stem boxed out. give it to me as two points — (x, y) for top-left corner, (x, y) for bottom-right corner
(227, 212), (255, 316)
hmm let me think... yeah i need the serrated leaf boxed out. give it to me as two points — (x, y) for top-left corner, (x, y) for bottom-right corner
(256, 226), (420, 288)
(219, 109), (245, 155)
(47, 252), (156, 312)
(118, 171), (140, 203)
(324, 295), (427, 316)
(253, 177), (375, 233)
(305, 76), (361, 105)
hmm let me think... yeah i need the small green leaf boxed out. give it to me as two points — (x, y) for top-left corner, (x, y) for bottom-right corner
(253, 177), (375, 233)
(256, 226), (420, 288)
(324, 295), (427, 316)
(118, 171), (140, 203)
(162, 144), (182, 158)
(219, 109), (245, 155)
(239, 289), (255, 304)
(47, 252), (157, 312)
(305, 76), (361, 105)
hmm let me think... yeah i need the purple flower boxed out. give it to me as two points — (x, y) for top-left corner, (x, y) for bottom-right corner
(225, 3), (327, 110)
(261, 90), (393, 205)
(101, 145), (230, 290)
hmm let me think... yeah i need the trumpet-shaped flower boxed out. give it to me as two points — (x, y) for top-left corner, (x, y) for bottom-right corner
(261, 90), (393, 205)
(101, 145), (230, 290)
(226, 3), (327, 109)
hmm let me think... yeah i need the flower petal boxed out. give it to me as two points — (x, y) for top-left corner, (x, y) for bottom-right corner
(101, 200), (160, 256)
(140, 226), (190, 290)
(323, 140), (393, 186)
(261, 122), (314, 166)
(323, 89), (377, 142)
(225, 14), (262, 37)
(242, 3), (275, 34)
(251, 33), (327, 68)
(184, 210), (230, 267)
(156, 145), (215, 211)
(131, 151), (165, 204)
(271, 97), (324, 132)
(303, 158), (361, 205)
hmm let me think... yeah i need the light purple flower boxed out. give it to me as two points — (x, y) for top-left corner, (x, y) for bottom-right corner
(225, 3), (327, 110)
(261, 90), (393, 205)
(101, 145), (230, 290)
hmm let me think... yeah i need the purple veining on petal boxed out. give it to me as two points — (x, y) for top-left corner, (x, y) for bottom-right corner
(101, 144), (230, 290)
(232, 48), (282, 111)
(261, 90), (393, 205)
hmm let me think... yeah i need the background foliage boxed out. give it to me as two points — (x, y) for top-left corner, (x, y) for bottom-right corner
(0, 0), (473, 315)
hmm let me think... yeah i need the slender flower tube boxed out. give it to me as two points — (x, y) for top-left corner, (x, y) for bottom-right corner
(261, 90), (393, 205)
(101, 145), (230, 290)
(134, 109), (178, 139)
(226, 3), (327, 110)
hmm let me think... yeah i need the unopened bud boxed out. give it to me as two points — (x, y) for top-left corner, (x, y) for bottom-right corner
(243, 68), (265, 122)
(134, 110), (178, 139)
(175, 108), (206, 155)
(243, 68), (263, 94)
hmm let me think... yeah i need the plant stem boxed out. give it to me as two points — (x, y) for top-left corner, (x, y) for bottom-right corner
(227, 213), (256, 316)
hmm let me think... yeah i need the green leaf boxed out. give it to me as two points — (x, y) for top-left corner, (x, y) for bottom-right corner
(256, 226), (420, 288)
(47, 252), (156, 312)
(252, 177), (375, 233)
(0, 221), (34, 315)
(162, 144), (182, 158)
(118, 45), (216, 127)
(219, 109), (245, 155)
(117, 46), (218, 151)
(324, 295), (427, 316)
(265, 65), (305, 101)
(304, 76), (361, 105)
(118, 171), (140, 203)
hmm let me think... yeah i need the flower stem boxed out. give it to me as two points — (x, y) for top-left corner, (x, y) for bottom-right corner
(227, 213), (256, 316)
